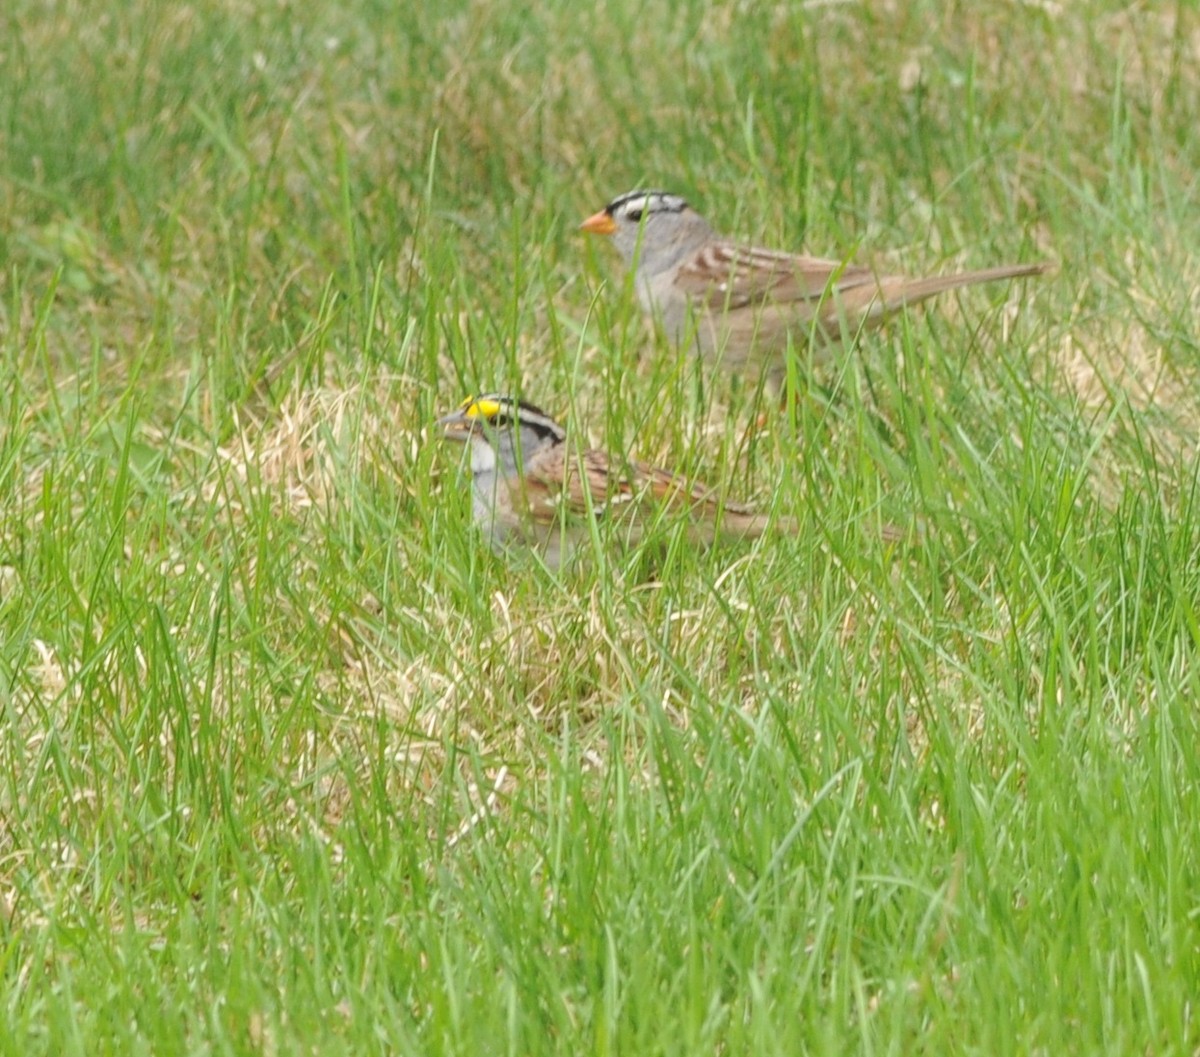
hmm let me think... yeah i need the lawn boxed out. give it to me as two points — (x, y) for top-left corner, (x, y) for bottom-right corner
(1, 1), (1198, 1053)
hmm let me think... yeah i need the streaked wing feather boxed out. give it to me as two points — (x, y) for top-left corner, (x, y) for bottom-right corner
(520, 447), (623, 522)
(516, 443), (771, 550)
(675, 242), (878, 310)
(521, 445), (753, 525)
(624, 458), (759, 520)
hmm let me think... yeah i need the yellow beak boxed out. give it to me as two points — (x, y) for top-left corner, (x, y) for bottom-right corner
(579, 210), (617, 236)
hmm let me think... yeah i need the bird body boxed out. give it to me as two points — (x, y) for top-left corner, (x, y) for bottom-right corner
(438, 394), (787, 567)
(582, 190), (1049, 383)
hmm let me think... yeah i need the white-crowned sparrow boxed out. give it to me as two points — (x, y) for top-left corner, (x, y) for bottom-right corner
(437, 393), (795, 567)
(581, 189), (1050, 383)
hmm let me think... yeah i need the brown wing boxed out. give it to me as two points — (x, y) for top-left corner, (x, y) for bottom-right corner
(501, 446), (618, 527)
(618, 457), (785, 543)
(676, 243), (1049, 319)
(517, 445), (754, 524)
(511, 443), (790, 548)
(674, 241), (879, 311)
(496, 446), (575, 528)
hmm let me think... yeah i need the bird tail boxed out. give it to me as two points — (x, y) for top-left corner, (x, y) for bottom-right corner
(715, 510), (917, 544)
(881, 261), (1052, 307)
(712, 509), (798, 541)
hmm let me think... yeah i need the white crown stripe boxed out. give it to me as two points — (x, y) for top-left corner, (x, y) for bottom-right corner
(607, 190), (688, 218)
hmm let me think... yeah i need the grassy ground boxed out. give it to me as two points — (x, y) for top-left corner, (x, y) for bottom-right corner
(2, 0), (1199, 1053)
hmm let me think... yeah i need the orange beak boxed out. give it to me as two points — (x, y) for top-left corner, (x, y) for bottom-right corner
(579, 210), (617, 236)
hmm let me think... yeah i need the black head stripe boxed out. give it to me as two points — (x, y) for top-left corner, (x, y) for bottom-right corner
(469, 394), (565, 440)
(515, 398), (552, 419)
(470, 393), (519, 415)
(606, 189), (689, 218)
(470, 395), (548, 417)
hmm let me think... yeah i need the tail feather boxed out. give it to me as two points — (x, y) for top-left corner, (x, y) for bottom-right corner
(714, 510), (916, 544)
(880, 261), (1052, 308)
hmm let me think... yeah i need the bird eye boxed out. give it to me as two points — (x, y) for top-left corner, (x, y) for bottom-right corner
(627, 208), (643, 222)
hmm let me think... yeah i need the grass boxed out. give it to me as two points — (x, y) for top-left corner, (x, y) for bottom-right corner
(2, 0), (1199, 1053)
